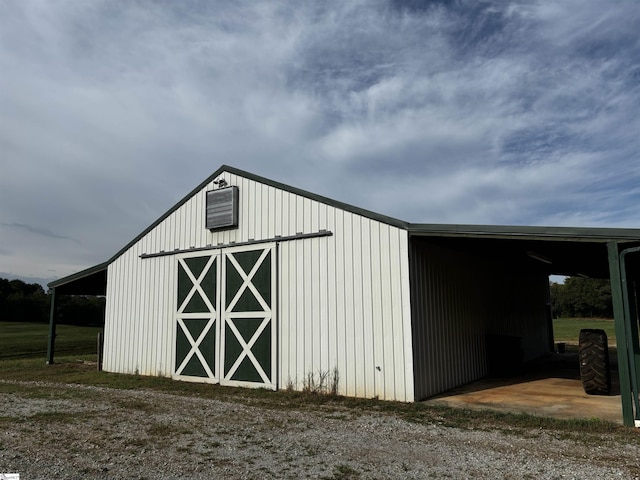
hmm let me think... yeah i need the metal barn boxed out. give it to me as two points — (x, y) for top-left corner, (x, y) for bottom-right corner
(48, 165), (640, 425)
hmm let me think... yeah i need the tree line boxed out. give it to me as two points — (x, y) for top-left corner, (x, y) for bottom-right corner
(0, 275), (614, 325)
(0, 277), (105, 326)
(549, 277), (612, 319)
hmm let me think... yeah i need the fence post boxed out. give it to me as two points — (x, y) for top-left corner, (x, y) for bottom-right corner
(46, 288), (57, 365)
(97, 331), (104, 371)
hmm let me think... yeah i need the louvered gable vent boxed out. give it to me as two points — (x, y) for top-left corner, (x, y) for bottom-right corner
(206, 186), (239, 231)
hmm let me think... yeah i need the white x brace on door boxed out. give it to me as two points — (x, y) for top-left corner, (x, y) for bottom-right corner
(173, 244), (276, 390)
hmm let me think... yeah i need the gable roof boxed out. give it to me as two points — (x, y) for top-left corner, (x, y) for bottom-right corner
(49, 164), (640, 289)
(104, 164), (411, 268)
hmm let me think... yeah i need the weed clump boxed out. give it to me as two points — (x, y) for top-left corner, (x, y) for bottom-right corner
(302, 367), (340, 396)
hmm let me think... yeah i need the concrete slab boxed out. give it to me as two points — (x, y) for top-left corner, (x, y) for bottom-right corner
(423, 352), (623, 424)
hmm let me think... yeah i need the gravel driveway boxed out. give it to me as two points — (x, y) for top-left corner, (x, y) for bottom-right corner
(1, 380), (639, 479)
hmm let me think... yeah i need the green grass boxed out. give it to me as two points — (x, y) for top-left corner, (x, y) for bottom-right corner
(0, 321), (101, 359)
(552, 317), (616, 345)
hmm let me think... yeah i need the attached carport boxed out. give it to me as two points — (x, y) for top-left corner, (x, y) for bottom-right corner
(408, 223), (640, 426)
(46, 262), (108, 365)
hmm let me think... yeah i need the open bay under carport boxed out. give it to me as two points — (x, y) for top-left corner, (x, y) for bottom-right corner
(408, 224), (640, 426)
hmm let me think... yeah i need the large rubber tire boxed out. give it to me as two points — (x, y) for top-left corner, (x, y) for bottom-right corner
(578, 329), (611, 395)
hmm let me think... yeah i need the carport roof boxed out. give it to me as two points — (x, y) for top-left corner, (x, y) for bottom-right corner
(48, 261), (108, 295)
(408, 223), (640, 242)
(408, 224), (640, 279)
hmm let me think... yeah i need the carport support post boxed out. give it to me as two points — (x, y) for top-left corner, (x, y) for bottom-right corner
(608, 242), (635, 426)
(620, 247), (640, 418)
(46, 287), (57, 365)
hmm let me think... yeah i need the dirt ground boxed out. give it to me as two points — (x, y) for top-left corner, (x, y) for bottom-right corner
(2, 380), (640, 479)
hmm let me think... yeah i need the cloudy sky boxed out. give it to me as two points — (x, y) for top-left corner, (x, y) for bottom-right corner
(1, 1), (639, 286)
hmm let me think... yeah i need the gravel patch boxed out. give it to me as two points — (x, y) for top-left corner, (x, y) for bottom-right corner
(1, 381), (639, 479)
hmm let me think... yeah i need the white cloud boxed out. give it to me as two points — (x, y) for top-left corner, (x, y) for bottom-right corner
(1, 0), (639, 281)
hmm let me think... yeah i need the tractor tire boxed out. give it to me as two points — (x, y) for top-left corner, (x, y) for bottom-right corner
(578, 329), (611, 395)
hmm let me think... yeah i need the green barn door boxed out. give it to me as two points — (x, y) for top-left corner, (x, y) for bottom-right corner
(220, 244), (277, 390)
(174, 254), (219, 383)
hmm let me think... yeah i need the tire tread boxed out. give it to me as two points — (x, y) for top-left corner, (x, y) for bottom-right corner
(578, 329), (611, 395)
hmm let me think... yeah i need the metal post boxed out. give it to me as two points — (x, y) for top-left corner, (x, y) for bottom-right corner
(545, 280), (555, 352)
(97, 331), (103, 371)
(633, 280), (640, 376)
(608, 242), (635, 426)
(620, 247), (640, 423)
(46, 287), (57, 365)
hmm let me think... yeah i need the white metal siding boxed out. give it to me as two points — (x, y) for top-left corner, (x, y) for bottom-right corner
(278, 216), (413, 401)
(103, 171), (414, 402)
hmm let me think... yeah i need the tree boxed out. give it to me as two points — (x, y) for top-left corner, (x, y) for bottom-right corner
(0, 278), (49, 323)
(0, 277), (105, 325)
(550, 277), (612, 318)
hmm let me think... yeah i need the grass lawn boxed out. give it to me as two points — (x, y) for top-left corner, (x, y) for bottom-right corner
(553, 317), (616, 345)
(0, 321), (101, 360)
